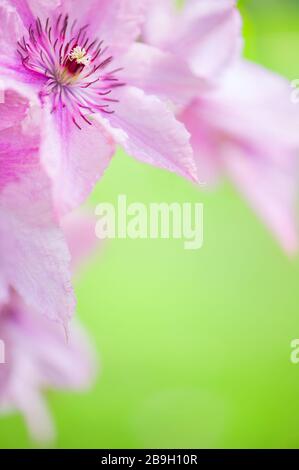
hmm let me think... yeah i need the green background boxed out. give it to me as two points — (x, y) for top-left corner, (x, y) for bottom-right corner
(1, 0), (299, 448)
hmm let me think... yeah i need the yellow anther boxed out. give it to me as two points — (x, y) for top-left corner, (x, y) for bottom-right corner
(69, 46), (91, 66)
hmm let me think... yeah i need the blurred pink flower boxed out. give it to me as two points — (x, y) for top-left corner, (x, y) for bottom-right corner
(0, 0), (198, 215)
(140, 0), (299, 253)
(180, 62), (299, 253)
(0, 292), (96, 442)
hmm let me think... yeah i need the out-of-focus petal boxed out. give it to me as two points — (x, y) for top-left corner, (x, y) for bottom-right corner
(179, 101), (221, 185)
(179, 0), (242, 78)
(0, 295), (96, 442)
(204, 60), (299, 149)
(62, 210), (99, 271)
(11, 380), (56, 443)
(224, 143), (299, 254)
(120, 43), (208, 107)
(40, 102), (115, 215)
(180, 63), (299, 253)
(143, 0), (242, 79)
(106, 86), (199, 182)
(59, 0), (146, 56)
(142, 0), (176, 47)
(13, 306), (96, 390)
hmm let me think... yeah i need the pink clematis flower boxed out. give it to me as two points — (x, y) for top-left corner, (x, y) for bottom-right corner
(0, 0), (198, 215)
(140, 0), (299, 253)
(0, 86), (75, 326)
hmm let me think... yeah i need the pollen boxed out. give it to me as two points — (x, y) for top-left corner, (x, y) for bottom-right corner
(68, 46), (91, 66)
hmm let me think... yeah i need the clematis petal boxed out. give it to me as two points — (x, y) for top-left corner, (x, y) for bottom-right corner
(9, 0), (60, 27)
(24, 0), (60, 19)
(120, 43), (208, 107)
(0, 169), (76, 325)
(0, 63), (44, 107)
(59, 0), (146, 56)
(0, 88), (29, 132)
(106, 86), (198, 182)
(0, 88), (75, 325)
(0, 0), (26, 64)
(179, 101), (222, 186)
(0, 275), (9, 306)
(0, 90), (40, 190)
(41, 101), (115, 215)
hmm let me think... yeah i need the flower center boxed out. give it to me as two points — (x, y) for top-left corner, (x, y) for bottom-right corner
(64, 45), (91, 75)
(17, 15), (124, 128)
(69, 46), (91, 65)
